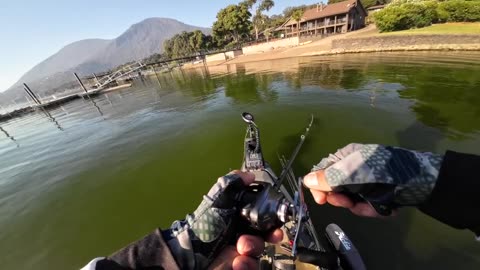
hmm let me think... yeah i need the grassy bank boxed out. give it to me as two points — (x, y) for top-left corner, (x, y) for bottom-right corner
(379, 23), (480, 35)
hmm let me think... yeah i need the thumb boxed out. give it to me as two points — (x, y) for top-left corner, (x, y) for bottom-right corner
(303, 170), (332, 192)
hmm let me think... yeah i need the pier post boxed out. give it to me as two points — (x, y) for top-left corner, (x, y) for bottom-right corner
(74, 72), (88, 93)
(151, 66), (162, 87)
(24, 89), (38, 105)
(23, 83), (41, 105)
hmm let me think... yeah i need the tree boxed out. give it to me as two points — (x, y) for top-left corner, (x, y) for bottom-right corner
(265, 14), (286, 29)
(291, 9), (304, 35)
(164, 31), (213, 59)
(283, 4), (315, 18)
(264, 28), (272, 42)
(212, 4), (252, 47)
(189, 30), (204, 51)
(251, 0), (275, 40)
(252, 14), (268, 40)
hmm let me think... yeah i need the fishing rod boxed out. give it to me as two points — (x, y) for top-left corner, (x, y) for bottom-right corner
(237, 112), (366, 270)
(275, 114), (314, 188)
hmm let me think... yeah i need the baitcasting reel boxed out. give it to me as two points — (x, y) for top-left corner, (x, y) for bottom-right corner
(237, 112), (366, 270)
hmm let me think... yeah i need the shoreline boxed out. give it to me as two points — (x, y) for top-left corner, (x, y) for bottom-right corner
(192, 27), (480, 67)
(221, 44), (480, 67)
(300, 43), (480, 57)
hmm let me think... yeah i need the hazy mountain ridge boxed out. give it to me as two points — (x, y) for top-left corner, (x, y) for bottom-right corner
(15, 39), (111, 85)
(86, 18), (211, 71)
(4, 18), (210, 98)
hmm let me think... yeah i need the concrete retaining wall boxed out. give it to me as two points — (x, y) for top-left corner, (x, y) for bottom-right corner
(225, 50), (243, 59)
(242, 37), (299, 55)
(332, 35), (480, 51)
(206, 52), (227, 62)
(205, 50), (243, 63)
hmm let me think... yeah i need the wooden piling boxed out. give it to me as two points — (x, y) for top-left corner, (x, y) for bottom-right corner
(74, 72), (88, 93)
(23, 83), (41, 105)
(24, 88), (38, 105)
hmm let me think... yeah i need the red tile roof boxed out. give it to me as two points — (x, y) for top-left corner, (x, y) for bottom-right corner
(284, 0), (358, 26)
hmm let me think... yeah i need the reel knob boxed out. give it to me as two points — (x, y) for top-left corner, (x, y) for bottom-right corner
(242, 112), (255, 124)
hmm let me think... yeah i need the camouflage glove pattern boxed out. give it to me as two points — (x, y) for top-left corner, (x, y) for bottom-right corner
(162, 173), (246, 269)
(312, 144), (444, 213)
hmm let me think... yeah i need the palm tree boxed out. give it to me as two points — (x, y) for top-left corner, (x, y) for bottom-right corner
(291, 10), (304, 37)
(251, 0), (275, 40)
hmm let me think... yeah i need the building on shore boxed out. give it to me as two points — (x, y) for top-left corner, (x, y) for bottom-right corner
(276, 0), (367, 38)
(366, 4), (386, 14)
(366, 4), (385, 23)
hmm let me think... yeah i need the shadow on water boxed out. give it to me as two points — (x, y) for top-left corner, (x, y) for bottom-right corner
(224, 74), (279, 104)
(369, 60), (480, 138)
(396, 121), (444, 151)
(263, 55), (480, 138)
(167, 69), (218, 98)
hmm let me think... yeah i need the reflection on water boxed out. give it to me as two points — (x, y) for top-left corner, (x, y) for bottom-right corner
(0, 52), (479, 270)
(0, 126), (18, 147)
(41, 109), (64, 131)
(86, 95), (104, 117)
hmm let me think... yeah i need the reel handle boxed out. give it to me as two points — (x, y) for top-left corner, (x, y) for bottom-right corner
(296, 248), (339, 269)
(235, 182), (292, 232)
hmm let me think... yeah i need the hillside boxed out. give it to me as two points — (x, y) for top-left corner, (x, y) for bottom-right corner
(15, 39), (111, 85)
(4, 18), (210, 98)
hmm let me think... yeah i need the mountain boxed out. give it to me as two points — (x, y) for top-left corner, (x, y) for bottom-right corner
(14, 39), (111, 85)
(94, 18), (210, 70)
(4, 18), (210, 96)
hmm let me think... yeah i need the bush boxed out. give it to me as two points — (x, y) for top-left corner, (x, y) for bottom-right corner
(438, 0), (480, 22)
(374, 0), (480, 32)
(374, 6), (408, 32)
(374, 1), (439, 32)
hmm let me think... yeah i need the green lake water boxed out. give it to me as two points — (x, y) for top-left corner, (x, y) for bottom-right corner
(0, 52), (479, 269)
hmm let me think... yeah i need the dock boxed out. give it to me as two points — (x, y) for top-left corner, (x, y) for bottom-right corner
(0, 51), (223, 123)
(0, 84), (132, 122)
(0, 61), (147, 122)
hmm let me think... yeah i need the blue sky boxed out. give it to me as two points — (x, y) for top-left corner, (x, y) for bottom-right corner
(0, 0), (317, 92)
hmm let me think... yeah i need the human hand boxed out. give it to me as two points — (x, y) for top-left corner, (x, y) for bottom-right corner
(209, 227), (283, 270)
(303, 143), (443, 217)
(165, 170), (284, 270)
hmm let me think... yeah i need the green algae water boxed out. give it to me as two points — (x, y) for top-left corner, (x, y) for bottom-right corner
(0, 52), (479, 269)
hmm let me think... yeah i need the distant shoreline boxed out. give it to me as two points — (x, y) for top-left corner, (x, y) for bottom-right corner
(218, 34), (480, 66)
(184, 24), (480, 68)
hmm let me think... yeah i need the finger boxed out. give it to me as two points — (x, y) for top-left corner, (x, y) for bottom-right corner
(349, 202), (382, 217)
(266, 228), (284, 244)
(303, 171), (332, 192)
(233, 256), (258, 270)
(326, 192), (355, 208)
(209, 246), (238, 270)
(229, 170), (255, 185)
(310, 189), (328, 205)
(237, 235), (265, 256)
